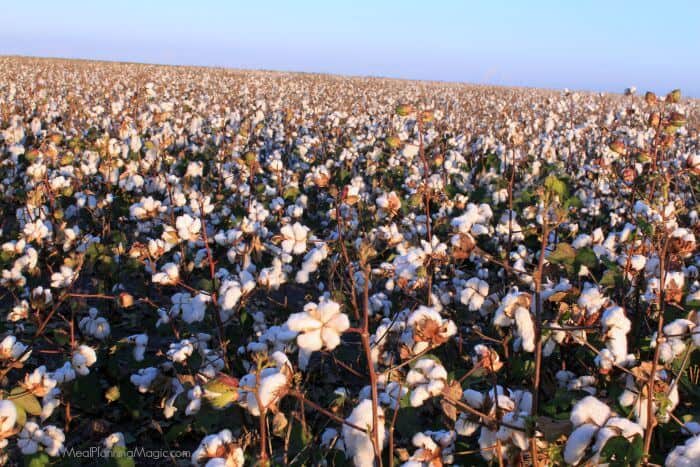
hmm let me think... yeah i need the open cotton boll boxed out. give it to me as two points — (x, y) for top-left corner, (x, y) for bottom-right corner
(238, 351), (291, 416)
(0, 335), (30, 361)
(578, 285), (608, 315)
(0, 400), (17, 434)
(342, 400), (385, 467)
(570, 396), (611, 427)
(130, 367), (159, 393)
(513, 306), (535, 352)
(665, 434), (700, 467)
(591, 417), (643, 456)
(152, 262), (179, 285)
(564, 423), (599, 465)
(405, 358), (448, 407)
(460, 277), (489, 311)
(280, 222), (310, 255)
(103, 432), (126, 450)
(71, 345), (97, 376)
(286, 297), (349, 370)
(406, 305), (457, 349)
(192, 429), (244, 467)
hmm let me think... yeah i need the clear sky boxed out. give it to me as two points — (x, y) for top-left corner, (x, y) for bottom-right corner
(2, 0), (699, 96)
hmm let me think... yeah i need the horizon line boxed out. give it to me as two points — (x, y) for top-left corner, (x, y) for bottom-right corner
(1, 53), (652, 99)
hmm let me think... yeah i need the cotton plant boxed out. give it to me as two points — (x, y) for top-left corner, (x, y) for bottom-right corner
(0, 57), (698, 465)
(455, 385), (532, 463)
(619, 363), (679, 428)
(237, 351), (293, 416)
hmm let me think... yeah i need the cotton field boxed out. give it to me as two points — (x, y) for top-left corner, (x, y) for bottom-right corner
(1, 56), (700, 466)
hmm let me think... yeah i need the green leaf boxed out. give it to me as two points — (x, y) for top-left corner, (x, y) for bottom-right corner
(15, 403), (27, 426)
(600, 267), (622, 289)
(10, 387), (42, 416)
(575, 247), (598, 269)
(106, 446), (136, 467)
(600, 434), (644, 466)
(549, 243), (576, 266)
(544, 174), (569, 200)
(24, 453), (50, 467)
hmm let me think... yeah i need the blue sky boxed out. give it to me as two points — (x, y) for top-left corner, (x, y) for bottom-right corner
(2, 0), (699, 95)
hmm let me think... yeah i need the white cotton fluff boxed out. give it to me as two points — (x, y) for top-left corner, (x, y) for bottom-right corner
(126, 334), (148, 361)
(570, 396), (612, 427)
(71, 345), (97, 376)
(590, 417), (643, 455)
(152, 262), (179, 285)
(665, 434), (700, 467)
(130, 367), (159, 393)
(78, 308), (111, 340)
(295, 244), (328, 284)
(0, 400), (17, 433)
(0, 335), (30, 361)
(405, 358), (447, 407)
(460, 277), (489, 311)
(578, 285), (607, 315)
(342, 400), (385, 467)
(598, 305), (632, 365)
(167, 339), (194, 363)
(513, 306), (535, 352)
(280, 222), (309, 255)
(450, 203), (493, 235)
(564, 423), (599, 465)
(238, 352), (291, 416)
(50, 362), (76, 384)
(286, 298), (349, 370)
(656, 319), (695, 363)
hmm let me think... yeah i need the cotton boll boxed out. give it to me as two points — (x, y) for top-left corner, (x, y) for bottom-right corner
(460, 277), (489, 311)
(405, 358), (447, 407)
(564, 423), (598, 465)
(0, 400), (17, 433)
(71, 345), (97, 376)
(131, 367), (159, 393)
(665, 434), (700, 467)
(513, 307), (535, 352)
(591, 417), (643, 455)
(342, 400), (385, 467)
(570, 396), (611, 427)
(578, 285), (608, 315)
(286, 297), (349, 370)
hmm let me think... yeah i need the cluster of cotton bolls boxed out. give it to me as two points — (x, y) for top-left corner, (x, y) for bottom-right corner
(455, 385), (533, 463)
(563, 396), (644, 465)
(2, 56), (700, 465)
